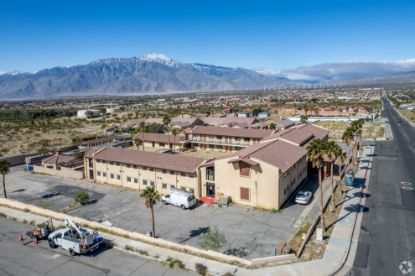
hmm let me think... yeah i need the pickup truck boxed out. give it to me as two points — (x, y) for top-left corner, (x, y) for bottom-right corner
(48, 219), (103, 256)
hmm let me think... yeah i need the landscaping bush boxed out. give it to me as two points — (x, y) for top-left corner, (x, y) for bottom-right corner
(75, 192), (90, 205)
(195, 263), (208, 275)
(199, 226), (226, 251)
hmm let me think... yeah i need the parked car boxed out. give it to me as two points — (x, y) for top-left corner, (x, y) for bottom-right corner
(295, 190), (312, 205)
(161, 189), (197, 209)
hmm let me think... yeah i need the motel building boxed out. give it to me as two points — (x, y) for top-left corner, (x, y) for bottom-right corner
(84, 147), (206, 198)
(188, 126), (275, 152)
(84, 124), (329, 210)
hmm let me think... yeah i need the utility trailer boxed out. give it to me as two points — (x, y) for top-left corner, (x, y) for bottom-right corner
(26, 219), (55, 241)
(48, 219), (103, 256)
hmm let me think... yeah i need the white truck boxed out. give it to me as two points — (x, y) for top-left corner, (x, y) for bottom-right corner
(161, 189), (197, 209)
(48, 219), (103, 256)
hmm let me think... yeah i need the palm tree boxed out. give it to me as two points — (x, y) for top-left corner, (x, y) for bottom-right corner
(163, 115), (171, 132)
(336, 149), (347, 193)
(0, 160), (11, 199)
(307, 139), (326, 232)
(342, 128), (354, 165)
(134, 136), (144, 151)
(324, 141), (341, 212)
(171, 128), (178, 152)
(300, 115), (308, 124)
(140, 186), (160, 238)
(350, 119), (364, 165)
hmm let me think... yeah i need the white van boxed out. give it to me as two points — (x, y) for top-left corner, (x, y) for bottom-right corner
(161, 189), (197, 209)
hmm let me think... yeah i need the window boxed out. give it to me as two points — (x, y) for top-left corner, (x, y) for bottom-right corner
(209, 144), (214, 149)
(162, 170), (166, 174)
(143, 180), (148, 185)
(150, 181), (155, 186)
(134, 178), (138, 184)
(239, 162), (250, 177)
(240, 187), (250, 201)
(206, 166), (215, 181)
(143, 167), (147, 170)
(110, 173), (114, 179)
(97, 171), (101, 176)
(117, 175), (120, 180)
(150, 168), (154, 172)
(126, 164), (131, 168)
(152, 142), (155, 147)
(170, 170), (174, 175)
(159, 143), (165, 147)
(170, 185), (175, 189)
(180, 172), (186, 177)
(244, 137), (250, 142)
(162, 183), (167, 189)
(103, 172), (107, 177)
(127, 177), (131, 182)
(189, 188), (194, 194)
(180, 186), (186, 191)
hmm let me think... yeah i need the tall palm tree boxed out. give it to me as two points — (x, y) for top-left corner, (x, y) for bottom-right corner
(324, 141), (341, 212)
(336, 149), (347, 192)
(350, 119), (364, 165)
(342, 128), (354, 165)
(163, 115), (171, 132)
(134, 137), (144, 151)
(140, 186), (160, 238)
(0, 160), (11, 199)
(171, 128), (178, 152)
(307, 139), (326, 232)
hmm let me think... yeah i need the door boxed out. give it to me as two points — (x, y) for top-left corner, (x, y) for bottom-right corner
(206, 182), (215, 197)
(54, 233), (63, 246)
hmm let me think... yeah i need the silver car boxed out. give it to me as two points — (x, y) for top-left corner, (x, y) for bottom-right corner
(295, 190), (312, 205)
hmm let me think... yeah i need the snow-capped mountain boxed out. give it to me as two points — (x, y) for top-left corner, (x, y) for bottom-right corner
(0, 54), (289, 99)
(2, 55), (415, 99)
(279, 59), (415, 82)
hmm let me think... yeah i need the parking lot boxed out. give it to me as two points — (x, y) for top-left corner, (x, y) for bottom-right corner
(0, 216), (193, 276)
(6, 166), (312, 259)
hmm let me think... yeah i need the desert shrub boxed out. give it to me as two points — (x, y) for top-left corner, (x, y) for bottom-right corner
(195, 263), (208, 275)
(75, 192), (89, 205)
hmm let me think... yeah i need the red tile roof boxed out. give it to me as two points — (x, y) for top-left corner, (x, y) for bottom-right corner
(42, 154), (76, 165)
(224, 139), (306, 173)
(262, 124), (329, 147)
(134, 133), (183, 144)
(192, 126), (274, 139)
(85, 147), (205, 173)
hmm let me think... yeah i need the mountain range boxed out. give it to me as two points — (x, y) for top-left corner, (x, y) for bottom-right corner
(1, 53), (415, 99)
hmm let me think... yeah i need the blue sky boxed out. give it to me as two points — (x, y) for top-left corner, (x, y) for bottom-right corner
(1, 0), (414, 72)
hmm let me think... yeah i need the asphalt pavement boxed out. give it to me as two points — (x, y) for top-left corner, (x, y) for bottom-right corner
(348, 98), (415, 276)
(0, 217), (193, 276)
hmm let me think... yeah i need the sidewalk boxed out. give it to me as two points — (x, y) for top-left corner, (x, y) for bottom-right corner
(0, 146), (374, 276)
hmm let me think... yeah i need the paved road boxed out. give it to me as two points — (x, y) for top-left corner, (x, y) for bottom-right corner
(348, 98), (415, 275)
(0, 217), (193, 276)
